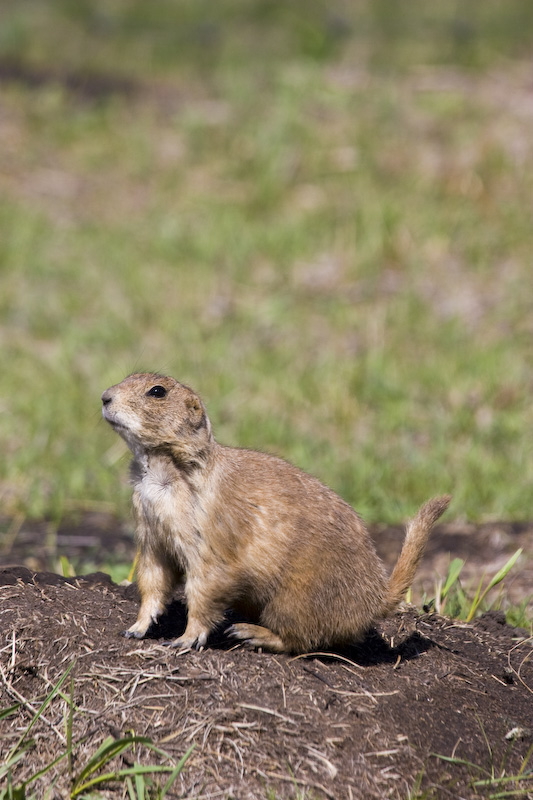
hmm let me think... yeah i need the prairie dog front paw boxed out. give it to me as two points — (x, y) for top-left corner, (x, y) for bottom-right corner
(122, 628), (147, 639)
(122, 596), (166, 641)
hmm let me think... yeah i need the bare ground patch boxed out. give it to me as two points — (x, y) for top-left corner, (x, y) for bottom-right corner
(0, 562), (532, 799)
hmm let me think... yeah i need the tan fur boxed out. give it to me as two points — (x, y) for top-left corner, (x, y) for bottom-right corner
(102, 373), (450, 653)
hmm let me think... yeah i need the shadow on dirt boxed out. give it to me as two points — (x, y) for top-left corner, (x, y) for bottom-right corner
(138, 596), (436, 667)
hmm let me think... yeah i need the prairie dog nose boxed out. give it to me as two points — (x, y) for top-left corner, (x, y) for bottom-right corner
(101, 389), (113, 406)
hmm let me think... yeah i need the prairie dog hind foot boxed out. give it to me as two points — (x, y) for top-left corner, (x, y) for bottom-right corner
(227, 623), (287, 653)
(162, 633), (208, 651)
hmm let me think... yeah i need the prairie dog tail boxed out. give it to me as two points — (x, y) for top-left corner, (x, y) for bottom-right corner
(381, 495), (451, 616)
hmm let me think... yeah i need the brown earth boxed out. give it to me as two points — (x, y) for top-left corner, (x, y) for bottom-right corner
(0, 518), (532, 799)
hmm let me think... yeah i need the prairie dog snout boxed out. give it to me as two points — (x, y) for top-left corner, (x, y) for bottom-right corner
(102, 372), (450, 653)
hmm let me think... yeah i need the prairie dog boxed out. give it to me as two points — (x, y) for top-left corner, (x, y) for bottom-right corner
(102, 373), (450, 653)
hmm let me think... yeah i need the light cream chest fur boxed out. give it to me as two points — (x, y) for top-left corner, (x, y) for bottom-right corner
(133, 457), (207, 569)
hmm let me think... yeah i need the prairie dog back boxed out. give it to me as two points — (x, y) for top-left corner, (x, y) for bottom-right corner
(102, 373), (450, 653)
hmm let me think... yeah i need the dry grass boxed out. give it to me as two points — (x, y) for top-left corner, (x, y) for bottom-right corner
(0, 573), (532, 798)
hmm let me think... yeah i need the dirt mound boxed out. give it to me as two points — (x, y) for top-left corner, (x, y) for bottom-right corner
(1, 567), (532, 799)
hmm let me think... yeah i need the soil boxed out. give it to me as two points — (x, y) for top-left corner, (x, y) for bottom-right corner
(0, 518), (532, 799)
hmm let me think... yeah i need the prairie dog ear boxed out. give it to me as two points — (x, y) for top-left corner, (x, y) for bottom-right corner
(185, 395), (205, 428)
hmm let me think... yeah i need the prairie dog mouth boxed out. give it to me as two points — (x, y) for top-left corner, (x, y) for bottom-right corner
(110, 420), (128, 431)
(102, 409), (128, 431)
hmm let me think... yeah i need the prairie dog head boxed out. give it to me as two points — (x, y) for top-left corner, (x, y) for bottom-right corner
(102, 373), (212, 463)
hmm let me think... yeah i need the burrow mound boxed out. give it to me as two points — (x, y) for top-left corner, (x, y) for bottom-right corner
(0, 567), (532, 799)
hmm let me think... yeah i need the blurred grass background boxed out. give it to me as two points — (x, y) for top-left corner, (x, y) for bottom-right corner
(1, 0), (533, 524)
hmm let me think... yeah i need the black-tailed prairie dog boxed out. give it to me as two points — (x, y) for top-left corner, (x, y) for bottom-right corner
(102, 373), (450, 653)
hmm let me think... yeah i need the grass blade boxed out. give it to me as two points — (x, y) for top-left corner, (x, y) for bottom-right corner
(0, 703), (21, 721)
(67, 675), (74, 777)
(73, 735), (153, 788)
(60, 556), (75, 577)
(518, 741), (533, 776)
(127, 550), (139, 583)
(72, 740), (194, 797)
(432, 753), (488, 775)
(466, 549), (523, 622)
(441, 558), (465, 597)
(472, 773), (533, 788)
(125, 776), (136, 800)
(466, 575), (485, 622)
(73, 764), (181, 796)
(24, 749), (72, 788)
(7, 662), (75, 761)
(160, 745), (195, 797)
(485, 548), (523, 592)
(0, 741), (34, 780)
(134, 771), (146, 799)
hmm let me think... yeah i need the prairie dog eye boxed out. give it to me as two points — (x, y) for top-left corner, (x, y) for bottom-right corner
(146, 385), (167, 398)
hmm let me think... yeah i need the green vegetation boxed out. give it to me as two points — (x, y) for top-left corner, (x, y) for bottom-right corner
(433, 718), (533, 800)
(0, 664), (194, 799)
(423, 548), (531, 629)
(1, 1), (532, 528)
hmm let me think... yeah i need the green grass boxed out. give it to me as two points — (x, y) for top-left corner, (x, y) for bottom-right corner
(1, 1), (533, 524)
(0, 664), (194, 799)
(432, 717), (533, 800)
(420, 549), (532, 629)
